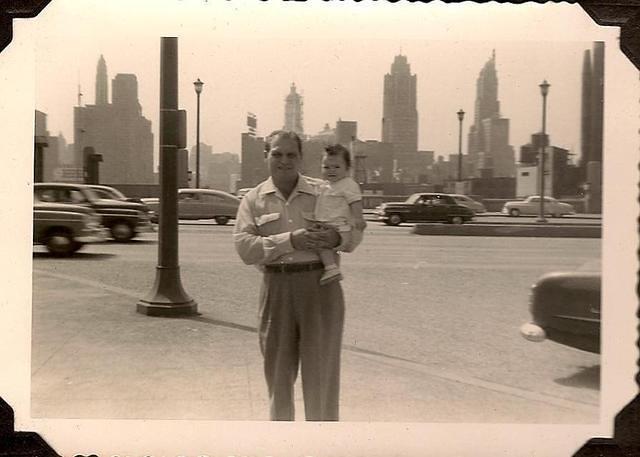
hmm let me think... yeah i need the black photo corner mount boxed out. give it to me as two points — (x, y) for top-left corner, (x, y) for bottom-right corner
(0, 0), (638, 456)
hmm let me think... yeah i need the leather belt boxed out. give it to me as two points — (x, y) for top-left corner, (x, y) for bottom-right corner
(265, 262), (323, 273)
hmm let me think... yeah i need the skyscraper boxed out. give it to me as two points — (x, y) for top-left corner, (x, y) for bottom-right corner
(580, 41), (604, 167)
(579, 41), (605, 213)
(284, 83), (304, 135)
(467, 50), (515, 178)
(95, 54), (108, 106)
(74, 56), (154, 185)
(579, 49), (592, 170)
(381, 54), (419, 181)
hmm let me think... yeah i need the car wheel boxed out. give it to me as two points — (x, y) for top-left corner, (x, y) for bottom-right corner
(70, 241), (84, 254)
(449, 216), (464, 225)
(110, 221), (134, 242)
(509, 208), (520, 217)
(45, 230), (74, 256)
(387, 214), (402, 226)
(552, 212), (562, 218)
(214, 216), (229, 225)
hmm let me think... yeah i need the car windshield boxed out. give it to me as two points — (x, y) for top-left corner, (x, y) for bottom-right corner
(82, 188), (101, 202)
(94, 187), (125, 200)
(406, 194), (422, 204)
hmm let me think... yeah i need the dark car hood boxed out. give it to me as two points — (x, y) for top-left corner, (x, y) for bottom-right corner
(92, 199), (145, 211)
(34, 202), (94, 214)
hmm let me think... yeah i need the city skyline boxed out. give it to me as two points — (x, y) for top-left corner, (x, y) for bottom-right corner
(34, 2), (605, 172)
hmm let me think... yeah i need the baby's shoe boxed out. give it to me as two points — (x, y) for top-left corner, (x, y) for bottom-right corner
(320, 267), (343, 286)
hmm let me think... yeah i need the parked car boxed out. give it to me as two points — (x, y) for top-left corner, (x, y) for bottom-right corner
(88, 184), (157, 222)
(501, 196), (575, 217)
(34, 183), (153, 242)
(142, 188), (241, 225)
(33, 197), (107, 256)
(375, 193), (474, 226)
(449, 194), (486, 214)
(520, 262), (601, 353)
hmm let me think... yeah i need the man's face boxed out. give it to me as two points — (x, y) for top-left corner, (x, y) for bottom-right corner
(267, 135), (302, 182)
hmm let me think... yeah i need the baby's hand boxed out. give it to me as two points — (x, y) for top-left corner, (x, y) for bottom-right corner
(354, 218), (367, 231)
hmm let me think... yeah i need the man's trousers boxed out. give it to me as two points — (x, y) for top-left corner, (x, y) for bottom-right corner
(258, 268), (345, 421)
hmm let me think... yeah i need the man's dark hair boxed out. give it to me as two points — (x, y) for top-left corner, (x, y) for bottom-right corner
(264, 130), (303, 157)
(324, 144), (351, 169)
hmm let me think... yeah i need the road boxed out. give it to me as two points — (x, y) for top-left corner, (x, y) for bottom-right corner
(32, 221), (600, 422)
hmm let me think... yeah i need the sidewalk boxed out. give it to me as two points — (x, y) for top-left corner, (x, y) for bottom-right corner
(31, 270), (598, 423)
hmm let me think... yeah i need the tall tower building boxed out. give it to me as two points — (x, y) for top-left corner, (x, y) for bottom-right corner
(579, 49), (592, 171)
(381, 54), (419, 181)
(112, 74), (142, 115)
(579, 42), (604, 168)
(284, 83), (304, 135)
(74, 55), (154, 185)
(467, 50), (515, 178)
(95, 54), (108, 105)
(579, 41), (604, 213)
(589, 41), (604, 164)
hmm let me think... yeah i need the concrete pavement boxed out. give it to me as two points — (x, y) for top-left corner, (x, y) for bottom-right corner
(32, 267), (598, 423)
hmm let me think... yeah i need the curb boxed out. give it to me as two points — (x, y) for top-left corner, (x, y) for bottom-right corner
(412, 223), (601, 238)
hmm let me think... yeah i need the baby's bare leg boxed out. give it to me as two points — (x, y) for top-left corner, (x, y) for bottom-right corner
(319, 249), (338, 270)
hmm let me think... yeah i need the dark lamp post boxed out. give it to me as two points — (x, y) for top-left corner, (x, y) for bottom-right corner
(537, 80), (550, 223)
(457, 109), (465, 182)
(193, 78), (204, 188)
(137, 37), (197, 317)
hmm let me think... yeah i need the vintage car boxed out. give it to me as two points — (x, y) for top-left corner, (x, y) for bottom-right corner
(88, 184), (157, 222)
(501, 196), (575, 217)
(34, 183), (153, 242)
(449, 194), (486, 214)
(520, 264), (601, 353)
(375, 193), (475, 226)
(89, 184), (146, 205)
(33, 198), (107, 256)
(142, 188), (241, 225)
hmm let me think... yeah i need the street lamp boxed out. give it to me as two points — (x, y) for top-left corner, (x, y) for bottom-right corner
(537, 80), (550, 223)
(193, 78), (204, 188)
(457, 109), (465, 182)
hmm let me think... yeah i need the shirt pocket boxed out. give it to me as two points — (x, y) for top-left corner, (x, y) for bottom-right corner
(256, 212), (281, 225)
(255, 212), (281, 233)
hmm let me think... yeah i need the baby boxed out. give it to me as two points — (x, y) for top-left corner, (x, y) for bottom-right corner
(313, 144), (367, 285)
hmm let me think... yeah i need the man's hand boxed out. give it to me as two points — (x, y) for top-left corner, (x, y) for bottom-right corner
(290, 224), (340, 251)
(308, 223), (341, 249)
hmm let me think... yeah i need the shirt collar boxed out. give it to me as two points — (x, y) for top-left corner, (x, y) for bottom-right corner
(260, 174), (317, 198)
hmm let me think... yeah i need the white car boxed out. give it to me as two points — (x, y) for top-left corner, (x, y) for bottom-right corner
(501, 196), (575, 217)
(449, 194), (486, 214)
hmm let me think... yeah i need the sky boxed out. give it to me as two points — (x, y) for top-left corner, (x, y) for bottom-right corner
(33, 1), (607, 170)
(2, 1), (639, 455)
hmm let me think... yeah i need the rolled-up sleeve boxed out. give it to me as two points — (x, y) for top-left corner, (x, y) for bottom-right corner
(233, 195), (295, 265)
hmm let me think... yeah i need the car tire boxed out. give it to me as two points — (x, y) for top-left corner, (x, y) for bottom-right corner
(214, 216), (229, 225)
(552, 212), (562, 218)
(509, 208), (520, 217)
(45, 230), (74, 256)
(110, 221), (134, 242)
(70, 241), (84, 254)
(449, 216), (464, 225)
(387, 214), (402, 226)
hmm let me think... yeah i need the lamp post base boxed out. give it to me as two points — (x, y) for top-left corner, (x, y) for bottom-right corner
(137, 266), (198, 317)
(536, 216), (548, 224)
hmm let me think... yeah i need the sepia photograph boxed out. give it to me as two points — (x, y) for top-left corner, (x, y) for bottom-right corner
(0, 0), (638, 456)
